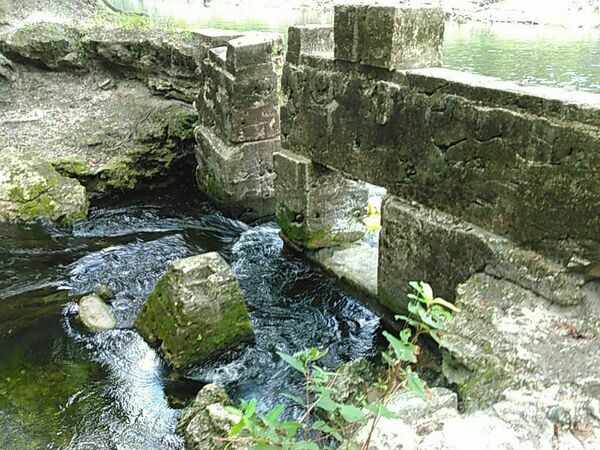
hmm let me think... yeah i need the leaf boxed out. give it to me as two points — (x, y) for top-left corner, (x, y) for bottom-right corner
(312, 420), (343, 442)
(339, 404), (367, 423)
(293, 442), (321, 450)
(399, 328), (411, 343)
(421, 282), (434, 303)
(406, 370), (428, 401)
(229, 418), (246, 436)
(244, 398), (257, 419)
(383, 330), (417, 363)
(262, 404), (285, 428)
(225, 406), (243, 417)
(252, 444), (278, 450)
(282, 393), (304, 405)
(315, 393), (338, 412)
(277, 351), (306, 374)
(363, 401), (398, 419)
(432, 297), (461, 312)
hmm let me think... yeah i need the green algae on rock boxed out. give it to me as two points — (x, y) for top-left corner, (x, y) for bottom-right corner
(134, 252), (254, 370)
(0, 149), (88, 225)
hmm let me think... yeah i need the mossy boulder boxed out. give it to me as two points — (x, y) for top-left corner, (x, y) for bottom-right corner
(0, 149), (88, 225)
(134, 252), (254, 370)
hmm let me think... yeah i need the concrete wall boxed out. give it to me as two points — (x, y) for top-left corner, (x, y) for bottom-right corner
(276, 4), (600, 312)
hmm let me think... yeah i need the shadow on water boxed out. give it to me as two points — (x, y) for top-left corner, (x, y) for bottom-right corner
(0, 187), (381, 449)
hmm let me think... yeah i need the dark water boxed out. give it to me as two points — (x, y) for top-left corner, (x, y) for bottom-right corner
(0, 190), (380, 449)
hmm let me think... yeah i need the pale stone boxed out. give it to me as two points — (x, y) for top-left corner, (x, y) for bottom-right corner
(78, 294), (117, 332)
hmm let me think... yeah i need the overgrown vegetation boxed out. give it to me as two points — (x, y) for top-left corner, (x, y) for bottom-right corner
(224, 281), (458, 449)
(92, 8), (191, 31)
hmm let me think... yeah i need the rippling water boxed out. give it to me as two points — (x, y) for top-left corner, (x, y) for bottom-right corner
(0, 189), (380, 449)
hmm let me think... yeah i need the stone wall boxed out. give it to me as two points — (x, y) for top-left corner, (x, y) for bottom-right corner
(276, 3), (600, 311)
(194, 33), (284, 219)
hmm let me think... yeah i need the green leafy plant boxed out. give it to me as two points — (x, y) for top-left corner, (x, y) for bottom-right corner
(224, 281), (457, 449)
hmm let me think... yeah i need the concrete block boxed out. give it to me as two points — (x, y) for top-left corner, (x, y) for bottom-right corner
(194, 125), (278, 220)
(226, 33), (282, 74)
(378, 195), (587, 314)
(334, 4), (445, 70)
(287, 25), (334, 64)
(274, 150), (368, 249)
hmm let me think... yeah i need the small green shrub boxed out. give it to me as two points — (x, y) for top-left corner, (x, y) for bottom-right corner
(223, 281), (458, 449)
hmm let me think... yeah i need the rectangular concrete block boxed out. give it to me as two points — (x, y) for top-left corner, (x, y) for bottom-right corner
(226, 33), (283, 74)
(378, 195), (587, 314)
(334, 3), (444, 70)
(287, 25), (334, 64)
(198, 49), (280, 144)
(194, 125), (279, 219)
(274, 150), (367, 249)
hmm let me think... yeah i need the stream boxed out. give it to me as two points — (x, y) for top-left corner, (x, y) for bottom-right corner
(0, 186), (381, 449)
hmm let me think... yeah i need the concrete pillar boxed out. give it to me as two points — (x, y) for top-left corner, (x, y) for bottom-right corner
(273, 150), (368, 249)
(334, 3), (445, 70)
(195, 32), (283, 219)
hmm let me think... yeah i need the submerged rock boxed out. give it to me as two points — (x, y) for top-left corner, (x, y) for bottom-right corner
(0, 149), (88, 225)
(134, 252), (254, 370)
(177, 383), (245, 450)
(78, 294), (117, 332)
(94, 284), (115, 302)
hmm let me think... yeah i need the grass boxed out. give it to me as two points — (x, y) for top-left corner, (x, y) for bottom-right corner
(92, 8), (192, 32)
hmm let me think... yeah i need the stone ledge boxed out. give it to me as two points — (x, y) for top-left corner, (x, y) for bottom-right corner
(378, 196), (588, 313)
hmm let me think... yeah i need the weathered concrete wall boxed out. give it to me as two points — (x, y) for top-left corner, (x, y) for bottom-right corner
(195, 33), (284, 219)
(281, 10), (600, 266)
(276, 3), (600, 315)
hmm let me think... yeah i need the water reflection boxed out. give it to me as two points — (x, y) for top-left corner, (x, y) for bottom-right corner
(108, 0), (600, 92)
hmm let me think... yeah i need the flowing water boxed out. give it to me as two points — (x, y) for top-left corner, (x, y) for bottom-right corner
(0, 187), (381, 449)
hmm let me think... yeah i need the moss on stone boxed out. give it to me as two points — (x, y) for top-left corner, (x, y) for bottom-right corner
(135, 254), (253, 370)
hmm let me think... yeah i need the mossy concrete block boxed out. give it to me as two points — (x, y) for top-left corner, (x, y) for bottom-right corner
(225, 33), (280, 74)
(134, 252), (254, 370)
(281, 53), (600, 264)
(287, 25), (334, 64)
(198, 32), (282, 144)
(194, 124), (277, 220)
(274, 150), (367, 249)
(0, 149), (88, 225)
(440, 272), (600, 411)
(334, 4), (444, 70)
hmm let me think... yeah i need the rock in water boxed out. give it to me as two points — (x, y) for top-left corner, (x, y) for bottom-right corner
(78, 294), (117, 332)
(177, 384), (244, 450)
(0, 149), (88, 225)
(134, 252), (254, 370)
